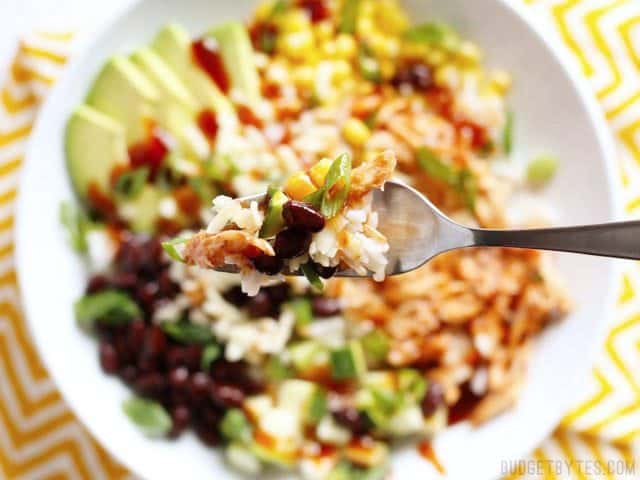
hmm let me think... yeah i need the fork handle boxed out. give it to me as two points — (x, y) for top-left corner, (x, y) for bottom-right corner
(472, 221), (640, 260)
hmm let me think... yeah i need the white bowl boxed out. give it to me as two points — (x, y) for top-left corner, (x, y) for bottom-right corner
(16, 0), (619, 479)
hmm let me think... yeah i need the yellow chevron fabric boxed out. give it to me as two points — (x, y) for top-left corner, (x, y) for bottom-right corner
(0, 1), (639, 479)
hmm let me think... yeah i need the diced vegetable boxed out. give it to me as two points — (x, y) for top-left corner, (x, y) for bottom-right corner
(404, 22), (457, 49)
(330, 340), (367, 380)
(201, 343), (221, 370)
(122, 396), (172, 437)
(60, 201), (90, 253)
(287, 341), (330, 373)
(220, 408), (253, 443)
(75, 290), (141, 329)
(397, 369), (427, 402)
(161, 321), (215, 344)
(359, 46), (382, 83)
(278, 379), (327, 425)
(417, 147), (476, 210)
(285, 172), (317, 200)
(114, 167), (150, 198)
(301, 262), (324, 292)
(265, 355), (293, 381)
(527, 154), (558, 185)
(360, 330), (389, 365)
(161, 237), (189, 262)
(260, 188), (288, 238)
(458, 168), (477, 210)
(287, 298), (313, 326)
(339, 0), (360, 34)
(502, 111), (514, 155)
(226, 442), (263, 476)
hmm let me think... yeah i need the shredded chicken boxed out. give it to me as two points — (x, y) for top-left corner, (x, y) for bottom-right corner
(183, 230), (274, 270)
(348, 150), (397, 202)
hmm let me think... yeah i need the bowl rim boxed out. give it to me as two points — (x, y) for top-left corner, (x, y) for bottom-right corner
(15, 0), (622, 478)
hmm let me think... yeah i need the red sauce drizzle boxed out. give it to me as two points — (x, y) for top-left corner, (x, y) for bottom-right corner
(128, 133), (169, 180)
(418, 441), (446, 474)
(236, 104), (263, 129)
(447, 384), (482, 425)
(197, 109), (219, 141)
(192, 38), (230, 94)
(298, 0), (331, 23)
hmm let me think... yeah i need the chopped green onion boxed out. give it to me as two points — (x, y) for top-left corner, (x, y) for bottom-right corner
(397, 369), (427, 402)
(259, 189), (288, 238)
(201, 343), (221, 371)
(114, 167), (149, 198)
(205, 153), (239, 181)
(220, 408), (253, 443)
(161, 321), (214, 344)
(188, 177), (216, 202)
(458, 168), (477, 211)
(59, 202), (89, 253)
(330, 340), (367, 380)
(527, 155), (558, 185)
(288, 298), (313, 326)
(75, 290), (141, 329)
(270, 0), (290, 17)
(321, 153), (352, 218)
(502, 111), (514, 155)
(265, 355), (293, 381)
(301, 262), (324, 292)
(161, 237), (189, 263)
(360, 330), (389, 364)
(339, 0), (360, 34)
(122, 396), (172, 437)
(308, 388), (327, 424)
(359, 46), (382, 83)
(303, 188), (326, 210)
(417, 147), (458, 186)
(404, 22), (457, 49)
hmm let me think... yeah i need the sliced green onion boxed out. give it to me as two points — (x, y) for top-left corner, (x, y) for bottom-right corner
(114, 167), (149, 198)
(360, 330), (389, 364)
(288, 298), (313, 326)
(308, 388), (327, 424)
(75, 290), (141, 329)
(122, 396), (172, 438)
(301, 262), (324, 292)
(321, 153), (352, 218)
(458, 168), (477, 211)
(201, 343), (221, 371)
(161, 237), (189, 263)
(403, 22), (458, 49)
(220, 408), (253, 443)
(303, 188), (326, 210)
(330, 340), (367, 380)
(188, 177), (216, 202)
(417, 147), (458, 186)
(265, 355), (293, 381)
(161, 321), (214, 344)
(527, 155), (558, 185)
(339, 0), (360, 34)
(397, 369), (427, 402)
(502, 111), (514, 155)
(359, 46), (382, 83)
(59, 201), (89, 253)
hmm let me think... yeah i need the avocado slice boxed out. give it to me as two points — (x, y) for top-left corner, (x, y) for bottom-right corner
(208, 22), (262, 109)
(152, 24), (235, 120)
(65, 105), (129, 199)
(86, 56), (159, 144)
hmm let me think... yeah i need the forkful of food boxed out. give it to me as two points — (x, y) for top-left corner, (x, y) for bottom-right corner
(163, 151), (640, 296)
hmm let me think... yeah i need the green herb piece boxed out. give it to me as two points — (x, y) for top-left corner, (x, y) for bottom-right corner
(220, 408), (253, 443)
(527, 155), (558, 186)
(75, 290), (141, 329)
(404, 22), (457, 49)
(205, 153), (239, 182)
(339, 0), (360, 34)
(417, 147), (458, 185)
(201, 343), (221, 371)
(321, 153), (352, 218)
(397, 369), (427, 402)
(260, 189), (288, 238)
(288, 298), (313, 326)
(122, 396), (172, 438)
(114, 167), (149, 198)
(502, 111), (514, 155)
(301, 262), (324, 292)
(162, 321), (214, 344)
(330, 340), (367, 380)
(188, 177), (216, 202)
(359, 46), (382, 83)
(270, 0), (290, 17)
(458, 168), (477, 210)
(161, 237), (189, 263)
(265, 355), (293, 381)
(59, 202), (89, 253)
(288, 341), (329, 373)
(308, 388), (327, 424)
(360, 330), (389, 364)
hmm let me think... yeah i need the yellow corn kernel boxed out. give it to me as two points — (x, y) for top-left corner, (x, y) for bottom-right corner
(457, 41), (482, 64)
(332, 60), (353, 82)
(357, 17), (376, 38)
(309, 157), (333, 186)
(342, 118), (371, 147)
(279, 30), (314, 61)
(435, 64), (459, 88)
(374, 0), (409, 36)
(489, 69), (512, 94)
(321, 40), (338, 57)
(254, 1), (275, 21)
(285, 172), (317, 200)
(293, 65), (315, 89)
(368, 33), (399, 59)
(399, 41), (429, 59)
(278, 10), (311, 32)
(426, 49), (447, 66)
(334, 34), (358, 60)
(314, 21), (334, 42)
(379, 59), (395, 80)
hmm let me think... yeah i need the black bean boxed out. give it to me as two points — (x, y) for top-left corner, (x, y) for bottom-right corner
(134, 372), (167, 398)
(332, 407), (373, 436)
(252, 254), (284, 275)
(169, 405), (191, 438)
(99, 341), (119, 374)
(312, 262), (338, 279)
(195, 425), (220, 447)
(246, 291), (273, 318)
(210, 383), (245, 408)
(127, 321), (146, 353)
(274, 228), (312, 259)
(421, 381), (445, 417)
(86, 274), (110, 294)
(410, 63), (433, 90)
(168, 367), (190, 390)
(189, 372), (211, 402)
(143, 325), (167, 358)
(311, 297), (341, 317)
(283, 201), (325, 233)
(118, 365), (138, 384)
(264, 284), (291, 307)
(222, 286), (249, 307)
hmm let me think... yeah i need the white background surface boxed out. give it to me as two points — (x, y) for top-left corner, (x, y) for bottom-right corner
(0, 0), (130, 84)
